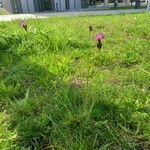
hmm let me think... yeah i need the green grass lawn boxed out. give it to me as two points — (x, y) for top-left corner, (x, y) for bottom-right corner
(0, 13), (150, 149)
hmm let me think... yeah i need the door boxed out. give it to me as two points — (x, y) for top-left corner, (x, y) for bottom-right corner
(42, 0), (53, 11)
(37, 0), (54, 11)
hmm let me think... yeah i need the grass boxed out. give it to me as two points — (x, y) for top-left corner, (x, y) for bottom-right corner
(0, 13), (150, 149)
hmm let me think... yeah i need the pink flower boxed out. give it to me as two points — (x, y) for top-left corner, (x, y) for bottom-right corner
(96, 34), (105, 41)
(96, 34), (105, 50)
(19, 21), (28, 32)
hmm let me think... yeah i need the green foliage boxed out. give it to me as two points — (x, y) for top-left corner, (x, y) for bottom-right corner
(0, 13), (150, 149)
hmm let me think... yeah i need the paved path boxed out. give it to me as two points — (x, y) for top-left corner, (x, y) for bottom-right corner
(0, 9), (147, 21)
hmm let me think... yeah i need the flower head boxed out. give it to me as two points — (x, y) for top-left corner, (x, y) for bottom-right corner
(20, 21), (28, 32)
(96, 34), (105, 41)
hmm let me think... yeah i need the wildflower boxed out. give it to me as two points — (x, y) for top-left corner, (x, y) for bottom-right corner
(20, 21), (28, 32)
(96, 34), (105, 50)
(96, 34), (105, 41)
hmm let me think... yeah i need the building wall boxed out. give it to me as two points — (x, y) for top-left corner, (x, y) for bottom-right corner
(20, 0), (28, 13)
(60, 0), (66, 11)
(2, 0), (13, 13)
(2, 0), (23, 13)
(21, 0), (35, 13)
(54, 0), (66, 11)
(53, 0), (81, 12)
(74, 0), (81, 10)
(69, 0), (74, 10)
(14, 0), (22, 13)
(27, 0), (35, 13)
(33, 0), (39, 12)
(70, 0), (80, 10)
(2, 0), (82, 14)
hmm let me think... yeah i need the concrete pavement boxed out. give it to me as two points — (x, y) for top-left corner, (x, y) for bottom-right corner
(0, 9), (147, 22)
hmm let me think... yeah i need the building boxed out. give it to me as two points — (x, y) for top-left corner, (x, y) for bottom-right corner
(2, 0), (81, 13)
(2, 0), (135, 14)
(0, 0), (2, 7)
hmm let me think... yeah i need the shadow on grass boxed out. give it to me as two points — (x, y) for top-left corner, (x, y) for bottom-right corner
(4, 61), (85, 149)
(6, 63), (150, 149)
